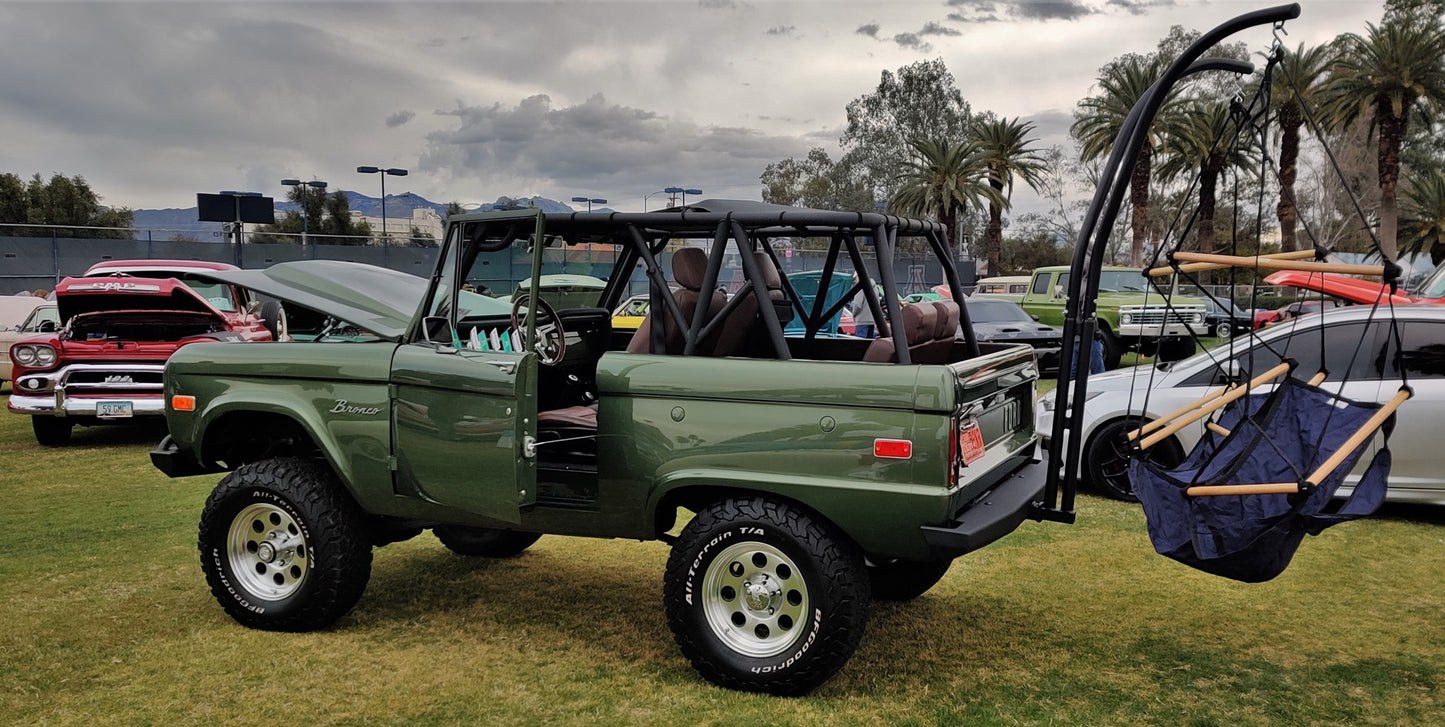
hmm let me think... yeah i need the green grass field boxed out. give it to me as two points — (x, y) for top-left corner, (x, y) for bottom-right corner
(1, 386), (1441, 726)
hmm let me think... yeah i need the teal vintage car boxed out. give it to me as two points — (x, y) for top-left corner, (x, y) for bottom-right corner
(151, 200), (1047, 696)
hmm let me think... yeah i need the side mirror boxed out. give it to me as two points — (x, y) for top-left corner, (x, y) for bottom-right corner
(244, 300), (263, 316)
(1031, 314), (1040, 322)
(422, 315), (453, 345)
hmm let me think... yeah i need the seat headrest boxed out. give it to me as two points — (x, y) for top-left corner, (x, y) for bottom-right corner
(752, 252), (782, 290)
(672, 247), (708, 291)
(908, 303), (937, 344)
(931, 301), (959, 339)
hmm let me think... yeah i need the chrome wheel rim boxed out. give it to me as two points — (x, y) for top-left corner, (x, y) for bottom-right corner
(701, 541), (809, 658)
(227, 502), (310, 601)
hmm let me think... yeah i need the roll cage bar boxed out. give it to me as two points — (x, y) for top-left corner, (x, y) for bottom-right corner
(451, 200), (983, 364)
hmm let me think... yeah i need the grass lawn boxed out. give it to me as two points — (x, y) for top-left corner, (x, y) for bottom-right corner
(1, 385), (1442, 725)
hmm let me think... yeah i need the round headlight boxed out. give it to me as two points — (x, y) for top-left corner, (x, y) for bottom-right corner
(33, 345), (56, 366)
(13, 345), (36, 366)
(1120, 314), (1132, 324)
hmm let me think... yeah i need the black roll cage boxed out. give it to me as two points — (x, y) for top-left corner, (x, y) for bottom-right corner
(474, 200), (985, 364)
(1032, 3), (1303, 524)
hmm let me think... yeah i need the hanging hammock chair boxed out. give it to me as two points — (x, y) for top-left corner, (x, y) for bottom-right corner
(1131, 369), (1404, 582)
(1033, 3), (1415, 584)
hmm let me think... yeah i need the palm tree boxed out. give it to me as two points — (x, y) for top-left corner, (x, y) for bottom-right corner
(973, 117), (1048, 276)
(1156, 99), (1257, 282)
(1072, 54), (1173, 266)
(1320, 20), (1445, 261)
(1401, 169), (1445, 265)
(1271, 42), (1335, 252)
(889, 138), (999, 263)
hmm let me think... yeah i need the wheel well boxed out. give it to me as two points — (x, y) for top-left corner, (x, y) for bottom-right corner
(201, 411), (321, 470)
(653, 486), (843, 542)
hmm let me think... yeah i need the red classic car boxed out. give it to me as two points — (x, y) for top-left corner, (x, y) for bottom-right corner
(1264, 268), (1425, 307)
(8, 260), (283, 445)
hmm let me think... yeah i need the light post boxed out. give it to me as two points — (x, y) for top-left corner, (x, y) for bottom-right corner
(664, 186), (703, 207)
(570, 196), (607, 212)
(642, 190), (670, 211)
(281, 178), (328, 246)
(356, 166), (407, 244)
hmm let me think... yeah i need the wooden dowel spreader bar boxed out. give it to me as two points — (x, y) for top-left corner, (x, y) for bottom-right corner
(1146, 250), (1317, 277)
(1130, 384), (1239, 441)
(1186, 387), (1412, 498)
(1155, 252), (1385, 278)
(1307, 371), (1328, 387)
(1186, 483), (1302, 496)
(1206, 422), (1231, 437)
(1138, 362), (1293, 450)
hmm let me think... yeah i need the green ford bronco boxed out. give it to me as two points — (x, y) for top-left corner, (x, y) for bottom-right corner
(151, 200), (1057, 695)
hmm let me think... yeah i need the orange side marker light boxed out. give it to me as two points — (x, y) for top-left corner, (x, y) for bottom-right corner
(172, 395), (196, 411)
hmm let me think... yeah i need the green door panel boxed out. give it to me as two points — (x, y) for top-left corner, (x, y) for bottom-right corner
(391, 343), (537, 522)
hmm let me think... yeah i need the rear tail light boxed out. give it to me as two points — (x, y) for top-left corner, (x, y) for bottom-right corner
(948, 416), (961, 489)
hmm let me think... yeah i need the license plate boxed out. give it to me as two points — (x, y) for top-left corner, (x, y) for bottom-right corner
(959, 419), (986, 465)
(97, 401), (133, 419)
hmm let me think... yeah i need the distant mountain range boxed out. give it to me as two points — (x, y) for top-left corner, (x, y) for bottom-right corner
(130, 193), (607, 236)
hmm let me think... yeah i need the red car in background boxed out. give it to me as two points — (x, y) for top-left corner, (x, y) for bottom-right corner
(8, 260), (283, 445)
(1265, 268), (1426, 307)
(1252, 298), (1343, 328)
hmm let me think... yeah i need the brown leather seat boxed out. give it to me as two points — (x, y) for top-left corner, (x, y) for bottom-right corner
(862, 303), (934, 363)
(913, 300), (960, 364)
(626, 247), (725, 354)
(536, 404), (597, 428)
(711, 252), (787, 358)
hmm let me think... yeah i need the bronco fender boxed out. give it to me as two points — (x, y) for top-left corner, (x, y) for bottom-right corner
(647, 469), (953, 563)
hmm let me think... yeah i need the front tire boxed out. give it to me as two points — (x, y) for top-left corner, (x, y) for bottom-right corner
(32, 415), (73, 446)
(1085, 418), (1186, 501)
(433, 525), (541, 557)
(664, 497), (869, 696)
(1098, 328), (1124, 370)
(198, 457), (372, 631)
(867, 559), (952, 601)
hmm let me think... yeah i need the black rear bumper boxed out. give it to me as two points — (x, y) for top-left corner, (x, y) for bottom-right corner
(921, 456), (1053, 558)
(150, 435), (211, 478)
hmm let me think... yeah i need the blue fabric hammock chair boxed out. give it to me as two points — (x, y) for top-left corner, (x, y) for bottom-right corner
(1131, 374), (1401, 583)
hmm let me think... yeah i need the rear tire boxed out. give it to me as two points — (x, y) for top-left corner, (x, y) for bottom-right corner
(664, 497), (869, 696)
(1098, 328), (1124, 370)
(198, 457), (372, 631)
(32, 416), (73, 446)
(432, 526), (541, 557)
(867, 559), (952, 601)
(259, 300), (288, 340)
(1085, 418), (1186, 502)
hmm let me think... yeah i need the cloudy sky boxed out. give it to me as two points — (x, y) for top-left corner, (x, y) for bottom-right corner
(0, 0), (1385, 216)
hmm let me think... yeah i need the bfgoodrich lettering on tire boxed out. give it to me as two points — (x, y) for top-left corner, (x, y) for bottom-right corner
(663, 497), (869, 696)
(198, 457), (372, 631)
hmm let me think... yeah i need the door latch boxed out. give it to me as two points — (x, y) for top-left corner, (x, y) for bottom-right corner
(522, 434), (537, 459)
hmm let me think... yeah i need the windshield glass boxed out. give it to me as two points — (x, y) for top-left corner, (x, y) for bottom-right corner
(181, 280), (239, 312)
(1097, 270), (1149, 293)
(1415, 262), (1445, 299)
(21, 306), (59, 332)
(967, 298), (1033, 323)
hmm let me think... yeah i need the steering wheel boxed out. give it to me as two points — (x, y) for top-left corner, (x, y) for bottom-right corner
(510, 293), (567, 365)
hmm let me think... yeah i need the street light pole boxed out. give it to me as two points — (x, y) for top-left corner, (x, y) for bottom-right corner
(356, 166), (407, 244)
(281, 178), (328, 246)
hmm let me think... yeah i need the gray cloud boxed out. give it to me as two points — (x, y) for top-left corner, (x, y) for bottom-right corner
(419, 93), (799, 201)
(892, 33), (932, 52)
(1011, 2), (1095, 21)
(855, 22), (880, 38)
(919, 21), (962, 36)
(386, 110), (416, 128)
(944, 0), (1096, 24)
(1107, 0), (1174, 15)
(766, 25), (796, 36)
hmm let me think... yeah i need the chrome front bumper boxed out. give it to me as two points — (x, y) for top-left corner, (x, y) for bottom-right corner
(9, 362), (166, 418)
